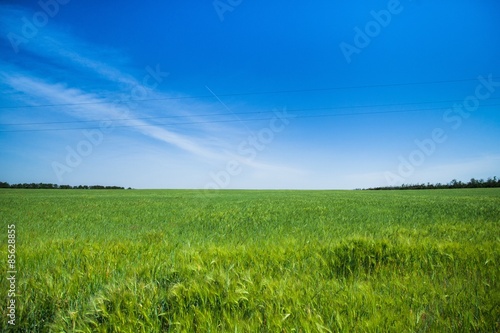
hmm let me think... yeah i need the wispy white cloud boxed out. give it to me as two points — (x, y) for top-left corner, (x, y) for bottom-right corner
(2, 73), (225, 161)
(0, 4), (304, 187)
(50, 44), (138, 87)
(0, 2), (229, 160)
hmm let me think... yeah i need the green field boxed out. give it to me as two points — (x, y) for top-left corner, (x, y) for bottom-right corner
(1, 189), (499, 332)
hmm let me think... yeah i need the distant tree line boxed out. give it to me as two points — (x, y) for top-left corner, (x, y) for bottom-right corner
(0, 182), (126, 190)
(366, 177), (500, 190)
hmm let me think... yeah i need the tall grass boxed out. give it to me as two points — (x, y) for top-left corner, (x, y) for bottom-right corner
(1, 189), (499, 332)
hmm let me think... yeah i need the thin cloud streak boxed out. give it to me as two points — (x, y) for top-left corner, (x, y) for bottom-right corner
(0, 5), (299, 177)
(2, 73), (226, 161)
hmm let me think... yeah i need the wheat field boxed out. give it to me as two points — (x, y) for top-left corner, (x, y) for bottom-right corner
(1, 189), (499, 332)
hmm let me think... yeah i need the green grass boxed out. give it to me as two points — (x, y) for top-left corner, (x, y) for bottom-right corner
(1, 189), (499, 332)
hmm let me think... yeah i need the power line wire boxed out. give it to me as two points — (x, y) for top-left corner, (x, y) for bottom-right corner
(1, 76), (497, 110)
(3, 98), (500, 127)
(1, 103), (499, 133)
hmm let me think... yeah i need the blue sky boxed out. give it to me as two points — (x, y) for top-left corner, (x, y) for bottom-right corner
(0, 0), (499, 189)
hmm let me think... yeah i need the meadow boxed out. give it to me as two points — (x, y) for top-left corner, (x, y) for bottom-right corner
(0, 188), (499, 332)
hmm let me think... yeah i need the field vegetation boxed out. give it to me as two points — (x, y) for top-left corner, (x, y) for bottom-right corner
(1, 189), (499, 332)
